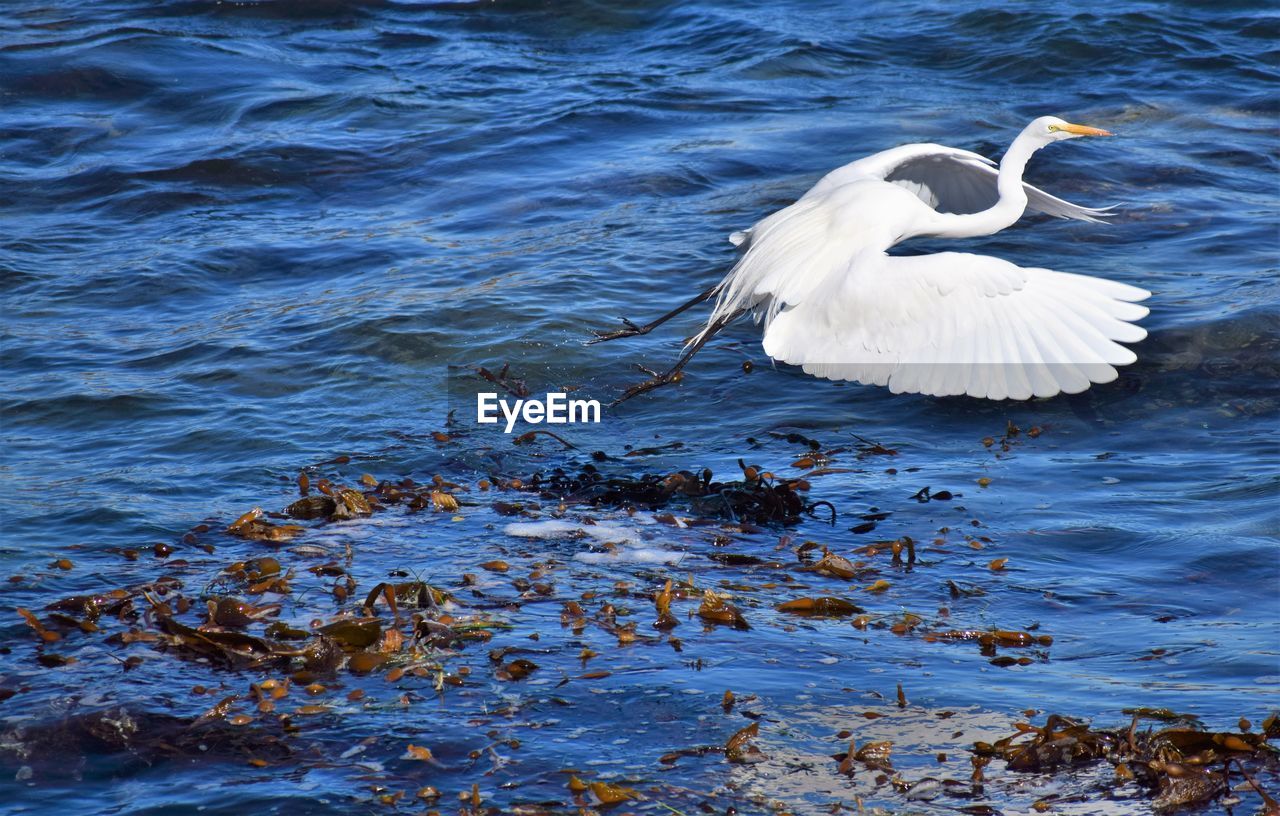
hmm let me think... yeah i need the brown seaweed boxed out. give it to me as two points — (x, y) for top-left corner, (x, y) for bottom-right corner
(974, 713), (1278, 811)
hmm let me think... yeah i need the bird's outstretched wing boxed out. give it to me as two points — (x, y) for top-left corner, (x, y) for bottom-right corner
(728, 143), (1114, 247)
(884, 152), (1116, 222)
(760, 251), (1150, 400)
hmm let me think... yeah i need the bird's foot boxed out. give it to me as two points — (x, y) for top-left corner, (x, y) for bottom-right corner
(610, 365), (684, 406)
(586, 317), (648, 345)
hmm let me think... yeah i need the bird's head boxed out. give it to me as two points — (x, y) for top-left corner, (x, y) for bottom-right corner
(1032, 115), (1113, 143)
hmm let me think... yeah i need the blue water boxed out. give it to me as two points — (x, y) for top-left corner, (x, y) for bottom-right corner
(1, 1), (1277, 813)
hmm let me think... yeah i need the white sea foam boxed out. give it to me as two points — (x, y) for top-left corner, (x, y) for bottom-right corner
(503, 520), (640, 545)
(503, 517), (682, 564)
(574, 547), (684, 565)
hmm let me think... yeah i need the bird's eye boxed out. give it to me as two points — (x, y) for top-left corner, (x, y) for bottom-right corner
(1047, 125), (1059, 132)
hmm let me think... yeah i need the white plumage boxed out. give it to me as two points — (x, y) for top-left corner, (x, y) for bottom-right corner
(702, 116), (1150, 401)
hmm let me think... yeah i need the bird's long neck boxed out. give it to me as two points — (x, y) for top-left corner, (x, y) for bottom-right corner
(923, 131), (1039, 240)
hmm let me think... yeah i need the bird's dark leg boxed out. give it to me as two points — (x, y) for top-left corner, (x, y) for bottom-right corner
(586, 285), (718, 345)
(611, 308), (747, 406)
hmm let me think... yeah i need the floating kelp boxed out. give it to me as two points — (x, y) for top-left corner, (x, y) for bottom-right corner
(2, 438), (1275, 816)
(974, 713), (1280, 812)
(798, 549), (870, 580)
(227, 507), (304, 543)
(726, 721), (767, 764)
(514, 460), (818, 524)
(0, 707), (293, 776)
(697, 589), (750, 630)
(206, 596), (279, 628)
(775, 596), (864, 617)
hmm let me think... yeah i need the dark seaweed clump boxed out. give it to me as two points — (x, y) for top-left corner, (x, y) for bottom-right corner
(974, 713), (1280, 813)
(520, 460), (821, 525)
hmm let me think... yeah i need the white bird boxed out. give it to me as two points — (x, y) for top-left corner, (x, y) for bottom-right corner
(591, 116), (1150, 403)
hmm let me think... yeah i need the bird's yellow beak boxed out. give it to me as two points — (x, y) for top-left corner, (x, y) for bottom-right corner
(1061, 123), (1112, 137)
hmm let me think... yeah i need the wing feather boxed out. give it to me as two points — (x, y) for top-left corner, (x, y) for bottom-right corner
(728, 141), (1116, 245)
(1003, 305), (1054, 398)
(884, 152), (1113, 222)
(761, 251), (1149, 400)
(1023, 303), (1092, 394)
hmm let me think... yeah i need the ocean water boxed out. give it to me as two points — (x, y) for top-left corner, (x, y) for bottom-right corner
(1, 1), (1277, 814)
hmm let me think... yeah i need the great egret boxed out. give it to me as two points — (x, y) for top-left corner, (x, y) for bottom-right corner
(592, 116), (1150, 403)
